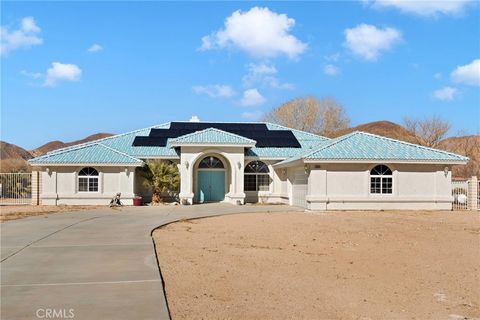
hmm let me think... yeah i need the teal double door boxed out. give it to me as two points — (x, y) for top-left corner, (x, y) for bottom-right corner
(197, 170), (225, 203)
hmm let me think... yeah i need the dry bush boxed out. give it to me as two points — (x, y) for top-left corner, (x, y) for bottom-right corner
(263, 96), (350, 137)
(0, 158), (31, 173)
(403, 115), (451, 148)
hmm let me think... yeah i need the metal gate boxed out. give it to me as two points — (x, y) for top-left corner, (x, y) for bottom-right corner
(452, 180), (468, 210)
(292, 168), (308, 208)
(0, 173), (32, 205)
(477, 180), (480, 210)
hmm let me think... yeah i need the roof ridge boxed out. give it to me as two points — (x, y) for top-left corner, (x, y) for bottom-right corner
(97, 143), (143, 163)
(29, 142), (105, 162)
(265, 122), (330, 140)
(300, 131), (358, 159)
(29, 142), (142, 164)
(352, 131), (469, 160)
(170, 127), (257, 143)
(44, 122), (171, 156)
(173, 120), (329, 140)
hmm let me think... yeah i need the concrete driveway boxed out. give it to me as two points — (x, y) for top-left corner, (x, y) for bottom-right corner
(1, 204), (299, 320)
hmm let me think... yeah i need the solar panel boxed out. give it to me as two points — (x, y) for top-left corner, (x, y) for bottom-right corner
(132, 136), (167, 147)
(132, 122), (301, 148)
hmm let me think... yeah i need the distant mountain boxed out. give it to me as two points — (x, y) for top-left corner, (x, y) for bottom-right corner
(30, 133), (114, 157)
(0, 133), (113, 173)
(332, 121), (418, 143)
(0, 141), (33, 160)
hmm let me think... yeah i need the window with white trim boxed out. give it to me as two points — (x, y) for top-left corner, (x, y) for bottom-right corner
(78, 167), (99, 192)
(370, 165), (392, 194)
(244, 161), (270, 191)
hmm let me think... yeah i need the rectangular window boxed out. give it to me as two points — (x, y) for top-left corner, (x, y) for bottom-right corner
(257, 175), (270, 191)
(370, 177), (381, 194)
(79, 177), (98, 192)
(244, 175), (257, 191)
(382, 177), (392, 194)
(79, 178), (89, 192)
(89, 178), (99, 192)
(371, 177), (392, 194)
(244, 174), (270, 191)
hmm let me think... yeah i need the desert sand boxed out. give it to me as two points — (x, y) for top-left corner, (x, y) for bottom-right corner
(154, 211), (480, 320)
(0, 205), (103, 222)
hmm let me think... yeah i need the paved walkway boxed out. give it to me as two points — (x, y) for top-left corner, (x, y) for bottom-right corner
(1, 204), (299, 320)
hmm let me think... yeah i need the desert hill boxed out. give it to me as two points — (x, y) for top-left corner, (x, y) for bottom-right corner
(332, 121), (418, 143)
(0, 133), (113, 172)
(30, 133), (113, 157)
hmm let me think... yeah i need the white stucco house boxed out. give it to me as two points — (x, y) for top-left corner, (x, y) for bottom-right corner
(28, 121), (468, 210)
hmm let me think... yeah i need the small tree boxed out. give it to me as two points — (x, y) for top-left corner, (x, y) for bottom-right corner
(403, 115), (451, 148)
(262, 96), (350, 137)
(142, 160), (180, 203)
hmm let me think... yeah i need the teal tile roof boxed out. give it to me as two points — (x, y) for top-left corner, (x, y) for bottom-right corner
(40, 123), (179, 159)
(29, 123), (466, 166)
(301, 131), (468, 163)
(29, 122), (329, 164)
(169, 128), (256, 146)
(29, 143), (144, 165)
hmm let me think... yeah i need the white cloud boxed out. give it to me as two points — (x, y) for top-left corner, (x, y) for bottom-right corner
(366, 0), (473, 16)
(344, 24), (402, 61)
(241, 110), (264, 120)
(240, 88), (266, 106)
(200, 7), (307, 59)
(324, 53), (340, 62)
(450, 59), (480, 86)
(87, 43), (103, 53)
(20, 70), (42, 79)
(242, 63), (294, 89)
(267, 78), (295, 90)
(192, 84), (235, 98)
(44, 62), (82, 87)
(1, 17), (43, 56)
(324, 64), (340, 76)
(432, 86), (458, 101)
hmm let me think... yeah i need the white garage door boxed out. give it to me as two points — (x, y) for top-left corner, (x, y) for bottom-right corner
(292, 168), (308, 208)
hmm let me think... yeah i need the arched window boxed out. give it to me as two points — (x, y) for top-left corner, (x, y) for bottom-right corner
(78, 167), (99, 192)
(370, 165), (392, 194)
(244, 161), (270, 191)
(198, 156), (224, 169)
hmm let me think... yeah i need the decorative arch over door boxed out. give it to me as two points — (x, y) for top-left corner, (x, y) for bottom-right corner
(196, 156), (226, 203)
(198, 156), (225, 169)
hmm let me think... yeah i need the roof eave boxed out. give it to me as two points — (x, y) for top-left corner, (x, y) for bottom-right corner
(303, 159), (469, 165)
(170, 143), (255, 148)
(28, 162), (144, 167)
(272, 158), (305, 168)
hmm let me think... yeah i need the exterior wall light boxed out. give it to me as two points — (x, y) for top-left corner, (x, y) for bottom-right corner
(304, 164), (310, 174)
(444, 166), (449, 177)
(237, 161), (242, 169)
(46, 168), (50, 174)
(125, 167), (128, 174)
(185, 161), (189, 169)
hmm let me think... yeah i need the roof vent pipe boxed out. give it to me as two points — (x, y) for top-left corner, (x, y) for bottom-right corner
(189, 115), (200, 122)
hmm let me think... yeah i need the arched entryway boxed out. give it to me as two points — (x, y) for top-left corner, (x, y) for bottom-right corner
(196, 155), (227, 203)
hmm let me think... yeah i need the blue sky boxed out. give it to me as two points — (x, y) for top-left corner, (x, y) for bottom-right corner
(1, 1), (479, 149)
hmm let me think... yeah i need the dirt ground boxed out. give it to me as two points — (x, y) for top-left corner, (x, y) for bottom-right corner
(154, 211), (480, 320)
(0, 205), (103, 222)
